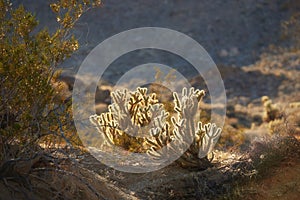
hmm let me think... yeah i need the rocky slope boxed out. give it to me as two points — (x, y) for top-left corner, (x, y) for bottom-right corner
(14, 0), (293, 80)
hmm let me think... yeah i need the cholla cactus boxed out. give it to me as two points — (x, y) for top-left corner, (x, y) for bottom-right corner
(261, 96), (281, 122)
(90, 87), (165, 151)
(90, 87), (222, 168)
(147, 88), (221, 168)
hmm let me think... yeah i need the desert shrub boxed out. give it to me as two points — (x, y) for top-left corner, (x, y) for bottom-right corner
(268, 118), (286, 135)
(0, 0), (101, 198)
(267, 104), (300, 136)
(287, 105), (300, 135)
(281, 12), (300, 49)
(90, 87), (222, 169)
(249, 136), (300, 177)
(251, 10), (300, 74)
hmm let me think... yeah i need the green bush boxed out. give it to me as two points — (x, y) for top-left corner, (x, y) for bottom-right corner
(0, 0), (100, 175)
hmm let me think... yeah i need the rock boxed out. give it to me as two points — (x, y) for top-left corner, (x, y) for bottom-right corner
(95, 88), (111, 104)
(219, 49), (229, 57)
(95, 103), (108, 114)
(229, 47), (239, 56)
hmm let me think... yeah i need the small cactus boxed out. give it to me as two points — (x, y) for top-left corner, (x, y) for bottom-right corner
(261, 96), (282, 122)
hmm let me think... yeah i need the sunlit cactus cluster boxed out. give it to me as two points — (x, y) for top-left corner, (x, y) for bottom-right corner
(90, 87), (221, 168)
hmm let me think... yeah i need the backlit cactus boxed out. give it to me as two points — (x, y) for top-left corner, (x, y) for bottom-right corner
(90, 87), (222, 168)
